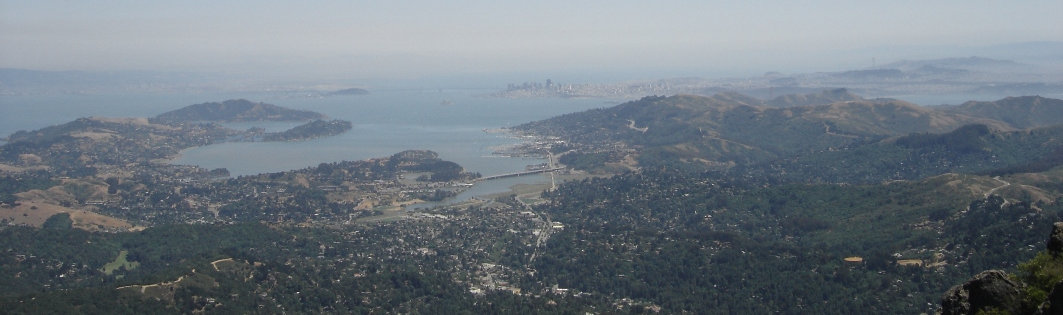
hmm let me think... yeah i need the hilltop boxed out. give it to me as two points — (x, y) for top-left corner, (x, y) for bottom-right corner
(763, 88), (864, 108)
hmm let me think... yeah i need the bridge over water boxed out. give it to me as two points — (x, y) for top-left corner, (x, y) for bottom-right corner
(476, 167), (564, 181)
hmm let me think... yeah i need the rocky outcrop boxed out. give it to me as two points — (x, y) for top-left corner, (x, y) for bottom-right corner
(1038, 223), (1063, 315)
(941, 270), (1024, 315)
(1037, 281), (1063, 315)
(1047, 222), (1063, 255)
(941, 222), (1063, 315)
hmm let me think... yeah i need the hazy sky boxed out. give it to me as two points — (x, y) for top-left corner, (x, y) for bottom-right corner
(1, 0), (1060, 81)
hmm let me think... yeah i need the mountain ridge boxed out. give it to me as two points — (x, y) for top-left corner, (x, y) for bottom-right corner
(944, 96), (1063, 129)
(515, 91), (1063, 170)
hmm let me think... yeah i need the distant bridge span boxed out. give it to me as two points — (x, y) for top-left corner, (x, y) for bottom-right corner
(477, 167), (564, 181)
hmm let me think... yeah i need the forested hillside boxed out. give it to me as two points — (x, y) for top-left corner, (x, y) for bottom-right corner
(517, 93), (1063, 171)
(529, 169), (1060, 313)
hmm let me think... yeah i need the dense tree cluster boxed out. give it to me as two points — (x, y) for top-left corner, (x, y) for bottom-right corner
(525, 169), (1062, 313)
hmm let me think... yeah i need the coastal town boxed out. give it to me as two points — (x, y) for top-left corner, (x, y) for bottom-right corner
(0, 100), (603, 310)
(0, 108), (571, 230)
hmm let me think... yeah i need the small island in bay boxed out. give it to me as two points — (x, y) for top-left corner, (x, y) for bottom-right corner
(151, 99), (326, 123)
(149, 99), (354, 142)
(262, 119), (353, 141)
(327, 87), (370, 96)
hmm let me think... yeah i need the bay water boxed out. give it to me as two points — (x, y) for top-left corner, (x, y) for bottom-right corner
(1, 90), (616, 201)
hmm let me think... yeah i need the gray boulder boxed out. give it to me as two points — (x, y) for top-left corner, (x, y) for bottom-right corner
(1047, 222), (1063, 255)
(941, 270), (1024, 315)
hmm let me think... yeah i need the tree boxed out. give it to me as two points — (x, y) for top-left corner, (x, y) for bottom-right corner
(42, 213), (73, 230)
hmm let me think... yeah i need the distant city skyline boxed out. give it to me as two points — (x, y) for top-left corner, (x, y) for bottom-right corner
(1, 1), (1061, 82)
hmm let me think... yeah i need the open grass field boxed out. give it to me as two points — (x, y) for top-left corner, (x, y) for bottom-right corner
(101, 250), (140, 275)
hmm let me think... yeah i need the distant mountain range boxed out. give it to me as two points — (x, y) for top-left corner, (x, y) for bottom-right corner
(495, 48), (1063, 101)
(877, 56), (1025, 71)
(817, 57), (1035, 83)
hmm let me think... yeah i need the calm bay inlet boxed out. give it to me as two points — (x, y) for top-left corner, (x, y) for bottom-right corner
(0, 89), (613, 201)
